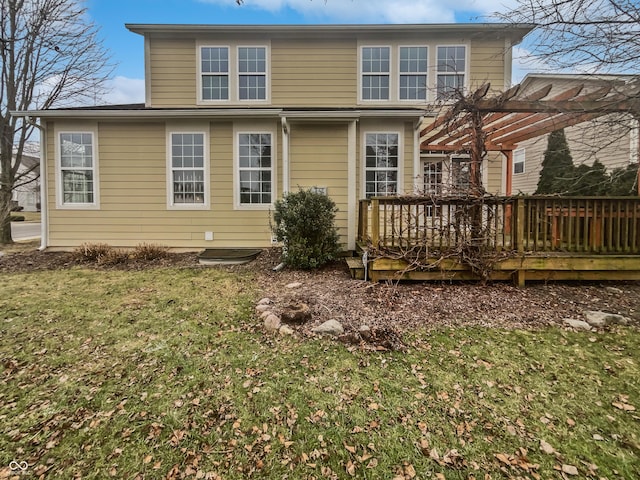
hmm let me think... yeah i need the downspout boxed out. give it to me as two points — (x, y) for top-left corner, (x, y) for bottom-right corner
(281, 116), (289, 194)
(26, 116), (48, 250)
(414, 116), (424, 193)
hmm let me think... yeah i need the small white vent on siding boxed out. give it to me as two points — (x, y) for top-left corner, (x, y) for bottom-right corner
(310, 186), (328, 195)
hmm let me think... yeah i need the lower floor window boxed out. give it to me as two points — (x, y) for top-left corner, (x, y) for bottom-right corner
(365, 133), (399, 197)
(59, 132), (96, 205)
(238, 133), (272, 205)
(171, 133), (206, 205)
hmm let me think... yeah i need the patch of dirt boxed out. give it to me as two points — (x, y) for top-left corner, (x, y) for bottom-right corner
(2, 245), (639, 336)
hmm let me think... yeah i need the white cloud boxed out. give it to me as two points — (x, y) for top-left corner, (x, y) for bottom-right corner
(101, 76), (145, 105)
(202, 0), (521, 23)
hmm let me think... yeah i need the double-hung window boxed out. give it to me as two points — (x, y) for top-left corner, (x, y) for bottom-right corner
(170, 133), (207, 206)
(399, 46), (428, 100)
(238, 47), (267, 100)
(201, 47), (229, 100)
(361, 47), (390, 100)
(238, 133), (272, 205)
(513, 148), (525, 174)
(437, 46), (466, 100)
(365, 133), (399, 197)
(59, 132), (96, 206)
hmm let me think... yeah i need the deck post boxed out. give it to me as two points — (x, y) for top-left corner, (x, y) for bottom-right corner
(516, 197), (525, 253)
(371, 198), (380, 249)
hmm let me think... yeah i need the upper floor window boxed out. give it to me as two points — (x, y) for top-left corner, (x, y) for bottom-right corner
(238, 47), (267, 100)
(169, 132), (208, 207)
(59, 132), (97, 206)
(513, 148), (525, 174)
(238, 133), (272, 205)
(365, 133), (398, 197)
(399, 46), (428, 100)
(437, 46), (466, 100)
(361, 46), (390, 101)
(201, 47), (229, 100)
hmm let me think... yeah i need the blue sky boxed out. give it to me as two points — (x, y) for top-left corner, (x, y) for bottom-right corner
(85, 0), (533, 104)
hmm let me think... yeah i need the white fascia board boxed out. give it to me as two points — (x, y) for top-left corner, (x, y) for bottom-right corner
(11, 108), (283, 119)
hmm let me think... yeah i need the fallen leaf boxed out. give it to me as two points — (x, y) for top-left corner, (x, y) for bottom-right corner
(562, 464), (579, 475)
(593, 434), (604, 441)
(344, 443), (356, 454)
(539, 439), (556, 455)
(612, 401), (636, 411)
(346, 460), (356, 476)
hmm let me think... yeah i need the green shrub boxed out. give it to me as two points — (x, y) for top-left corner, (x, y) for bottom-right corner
(272, 189), (340, 269)
(131, 242), (169, 260)
(10, 215), (25, 222)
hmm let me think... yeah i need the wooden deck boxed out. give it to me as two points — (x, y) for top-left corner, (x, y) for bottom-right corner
(354, 196), (640, 285)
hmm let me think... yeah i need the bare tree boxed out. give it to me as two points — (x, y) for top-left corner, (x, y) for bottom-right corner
(0, 0), (111, 244)
(495, 0), (640, 73)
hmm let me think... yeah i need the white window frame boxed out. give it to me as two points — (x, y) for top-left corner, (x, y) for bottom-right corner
(55, 126), (100, 210)
(237, 45), (269, 103)
(198, 45), (230, 102)
(360, 45), (392, 102)
(196, 42), (270, 104)
(398, 45), (428, 102)
(363, 131), (402, 198)
(233, 123), (277, 210)
(166, 127), (210, 210)
(436, 44), (468, 100)
(513, 148), (525, 175)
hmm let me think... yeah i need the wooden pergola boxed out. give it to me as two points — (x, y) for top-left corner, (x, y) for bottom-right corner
(419, 77), (640, 195)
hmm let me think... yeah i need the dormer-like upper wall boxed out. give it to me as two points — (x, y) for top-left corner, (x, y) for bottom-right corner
(126, 24), (534, 109)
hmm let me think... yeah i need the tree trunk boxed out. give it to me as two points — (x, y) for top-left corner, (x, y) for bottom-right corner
(0, 186), (13, 244)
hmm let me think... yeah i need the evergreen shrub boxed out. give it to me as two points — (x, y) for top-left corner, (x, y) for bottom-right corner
(272, 189), (340, 269)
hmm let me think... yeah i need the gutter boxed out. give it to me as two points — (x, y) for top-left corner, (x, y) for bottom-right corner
(10, 108), (285, 119)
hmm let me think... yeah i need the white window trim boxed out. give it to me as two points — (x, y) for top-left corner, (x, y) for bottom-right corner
(398, 45), (429, 102)
(54, 125), (100, 210)
(362, 130), (403, 198)
(435, 44), (468, 100)
(236, 45), (270, 104)
(233, 123), (277, 211)
(197, 45), (231, 104)
(166, 126), (210, 210)
(359, 45), (392, 103)
(513, 148), (526, 175)
(196, 41), (270, 105)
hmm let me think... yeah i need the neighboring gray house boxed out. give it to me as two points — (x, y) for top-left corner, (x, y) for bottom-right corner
(10, 145), (41, 212)
(511, 74), (639, 194)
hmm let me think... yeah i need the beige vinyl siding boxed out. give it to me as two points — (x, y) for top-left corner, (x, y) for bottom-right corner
(403, 121), (415, 194)
(271, 38), (357, 107)
(47, 120), (278, 249)
(512, 115), (635, 194)
(485, 151), (504, 194)
(289, 122), (349, 247)
(149, 36), (197, 107)
(469, 39), (507, 92)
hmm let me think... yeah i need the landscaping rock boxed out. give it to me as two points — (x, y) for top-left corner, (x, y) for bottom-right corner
(564, 318), (592, 330)
(311, 320), (344, 336)
(358, 325), (372, 340)
(338, 332), (360, 344)
(264, 314), (281, 332)
(281, 302), (311, 324)
(584, 310), (629, 327)
(279, 325), (294, 336)
(285, 282), (303, 289)
(256, 304), (270, 313)
(257, 297), (271, 305)
(260, 310), (272, 320)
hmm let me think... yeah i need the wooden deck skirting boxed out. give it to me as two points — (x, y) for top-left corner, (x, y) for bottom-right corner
(355, 196), (640, 285)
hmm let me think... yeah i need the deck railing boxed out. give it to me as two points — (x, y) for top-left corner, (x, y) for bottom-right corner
(358, 196), (640, 255)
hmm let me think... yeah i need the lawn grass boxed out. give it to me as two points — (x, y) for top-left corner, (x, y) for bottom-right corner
(1, 267), (639, 479)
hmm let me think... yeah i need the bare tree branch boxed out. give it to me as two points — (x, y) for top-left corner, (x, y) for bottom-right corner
(0, 0), (112, 243)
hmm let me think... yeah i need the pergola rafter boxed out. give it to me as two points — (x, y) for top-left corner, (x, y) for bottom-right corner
(420, 77), (640, 195)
